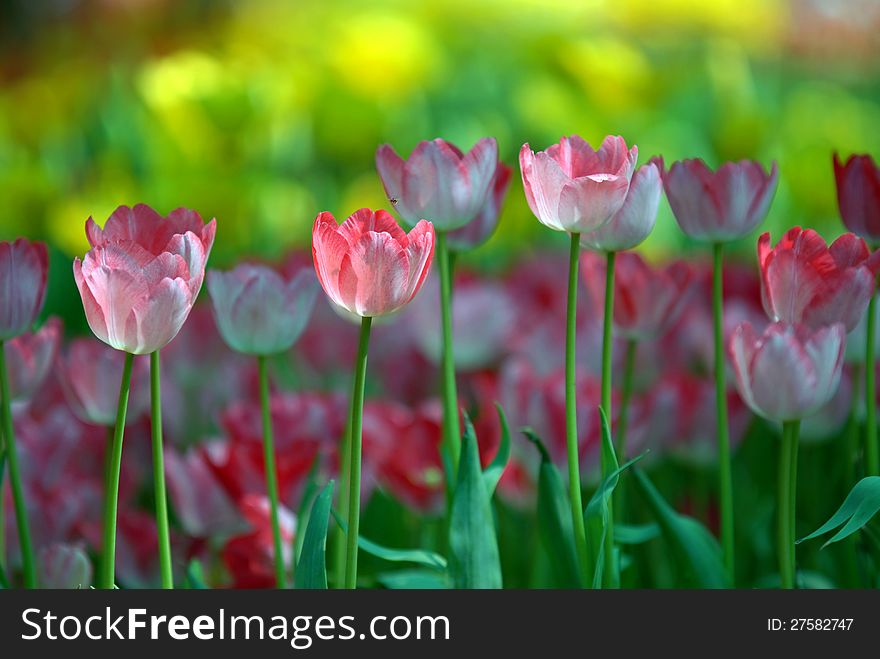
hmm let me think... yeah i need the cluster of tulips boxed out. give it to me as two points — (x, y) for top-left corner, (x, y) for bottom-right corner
(0, 134), (878, 590)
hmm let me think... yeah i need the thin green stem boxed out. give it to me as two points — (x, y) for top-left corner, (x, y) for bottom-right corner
(616, 339), (637, 462)
(100, 351), (134, 589)
(0, 340), (36, 588)
(841, 365), (862, 587)
(600, 250), (617, 589)
(150, 351), (173, 589)
(564, 234), (590, 586)
(258, 355), (287, 589)
(436, 231), (460, 475)
(333, 411), (352, 589)
(865, 290), (877, 476)
(344, 316), (372, 590)
(712, 242), (735, 584)
(100, 425), (113, 580)
(778, 420), (800, 589)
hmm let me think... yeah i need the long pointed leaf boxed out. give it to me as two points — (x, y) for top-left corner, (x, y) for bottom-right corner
(294, 453), (323, 564)
(449, 413), (502, 588)
(482, 403), (512, 495)
(377, 569), (449, 589)
(294, 480), (335, 589)
(330, 510), (447, 570)
(797, 477), (880, 548)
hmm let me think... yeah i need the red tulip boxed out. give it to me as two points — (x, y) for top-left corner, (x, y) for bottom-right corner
(208, 263), (318, 355)
(833, 153), (880, 243)
(222, 494), (295, 589)
(520, 135), (638, 234)
(581, 252), (695, 341)
(758, 227), (880, 332)
(664, 159), (778, 242)
(0, 238), (48, 340)
(73, 204), (216, 354)
(580, 162), (662, 251)
(4, 317), (61, 403)
(446, 162), (513, 251)
(729, 321), (846, 422)
(312, 208), (434, 317)
(58, 337), (149, 426)
(376, 138), (499, 231)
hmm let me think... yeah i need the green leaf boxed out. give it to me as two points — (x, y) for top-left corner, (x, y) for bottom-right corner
(331, 510), (448, 570)
(615, 523), (660, 545)
(448, 413), (502, 589)
(632, 469), (728, 588)
(482, 403), (512, 496)
(294, 453), (323, 563)
(377, 569), (449, 589)
(294, 480), (335, 590)
(523, 428), (582, 588)
(185, 559), (208, 589)
(797, 476), (880, 549)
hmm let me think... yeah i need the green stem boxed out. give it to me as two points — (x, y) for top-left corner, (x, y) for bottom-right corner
(841, 366), (862, 587)
(616, 339), (637, 461)
(100, 425), (113, 580)
(258, 355), (287, 589)
(436, 231), (460, 475)
(333, 411), (352, 589)
(866, 290), (877, 476)
(100, 351), (134, 589)
(712, 242), (735, 584)
(344, 316), (372, 589)
(0, 341), (36, 588)
(150, 351), (173, 589)
(564, 234), (590, 586)
(778, 420), (800, 589)
(600, 250), (617, 589)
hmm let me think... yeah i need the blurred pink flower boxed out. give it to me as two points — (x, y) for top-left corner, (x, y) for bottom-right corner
(208, 263), (318, 355)
(222, 494), (295, 589)
(730, 321), (846, 422)
(580, 162), (662, 251)
(664, 159), (778, 242)
(581, 252), (695, 341)
(312, 209), (434, 317)
(758, 227), (880, 332)
(446, 161), (512, 251)
(38, 543), (92, 589)
(520, 135), (637, 234)
(73, 204), (216, 354)
(4, 317), (61, 403)
(376, 138), (499, 231)
(165, 448), (239, 538)
(0, 238), (48, 340)
(58, 337), (150, 426)
(833, 153), (880, 242)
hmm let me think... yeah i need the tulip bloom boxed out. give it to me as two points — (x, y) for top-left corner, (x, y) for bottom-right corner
(313, 207), (434, 589)
(0, 238), (48, 588)
(664, 159), (778, 243)
(833, 153), (880, 243)
(729, 320), (845, 588)
(520, 135), (638, 235)
(758, 227), (880, 332)
(446, 162), (513, 252)
(207, 263), (318, 587)
(375, 138), (499, 231)
(75, 204), (215, 590)
(208, 264), (318, 356)
(5, 317), (61, 403)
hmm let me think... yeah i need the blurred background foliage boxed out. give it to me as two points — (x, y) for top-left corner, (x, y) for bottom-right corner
(1, 0), (879, 328)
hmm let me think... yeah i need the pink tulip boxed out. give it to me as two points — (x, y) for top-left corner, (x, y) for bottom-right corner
(833, 153), (880, 243)
(580, 162), (662, 251)
(5, 317), (61, 402)
(758, 227), (880, 332)
(38, 543), (93, 589)
(312, 208), (434, 317)
(0, 238), (48, 340)
(376, 137), (499, 230)
(73, 204), (216, 354)
(519, 135), (638, 234)
(581, 252), (695, 341)
(58, 337), (149, 426)
(208, 263), (318, 355)
(729, 321), (846, 422)
(664, 159), (778, 242)
(446, 162), (513, 251)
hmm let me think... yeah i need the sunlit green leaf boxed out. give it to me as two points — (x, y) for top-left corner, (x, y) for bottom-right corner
(377, 569), (449, 589)
(798, 476), (880, 549)
(615, 523), (660, 545)
(294, 480), (334, 590)
(449, 413), (502, 589)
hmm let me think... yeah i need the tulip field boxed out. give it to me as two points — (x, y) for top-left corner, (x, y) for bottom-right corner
(1, 1), (880, 592)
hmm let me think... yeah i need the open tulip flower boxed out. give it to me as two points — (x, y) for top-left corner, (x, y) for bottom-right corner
(446, 161), (512, 252)
(758, 227), (880, 332)
(0, 238), (48, 341)
(664, 159), (778, 243)
(520, 135), (638, 235)
(5, 317), (61, 404)
(833, 153), (880, 244)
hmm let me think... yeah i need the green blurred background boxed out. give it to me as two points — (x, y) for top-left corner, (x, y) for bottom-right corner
(2, 0), (879, 326)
